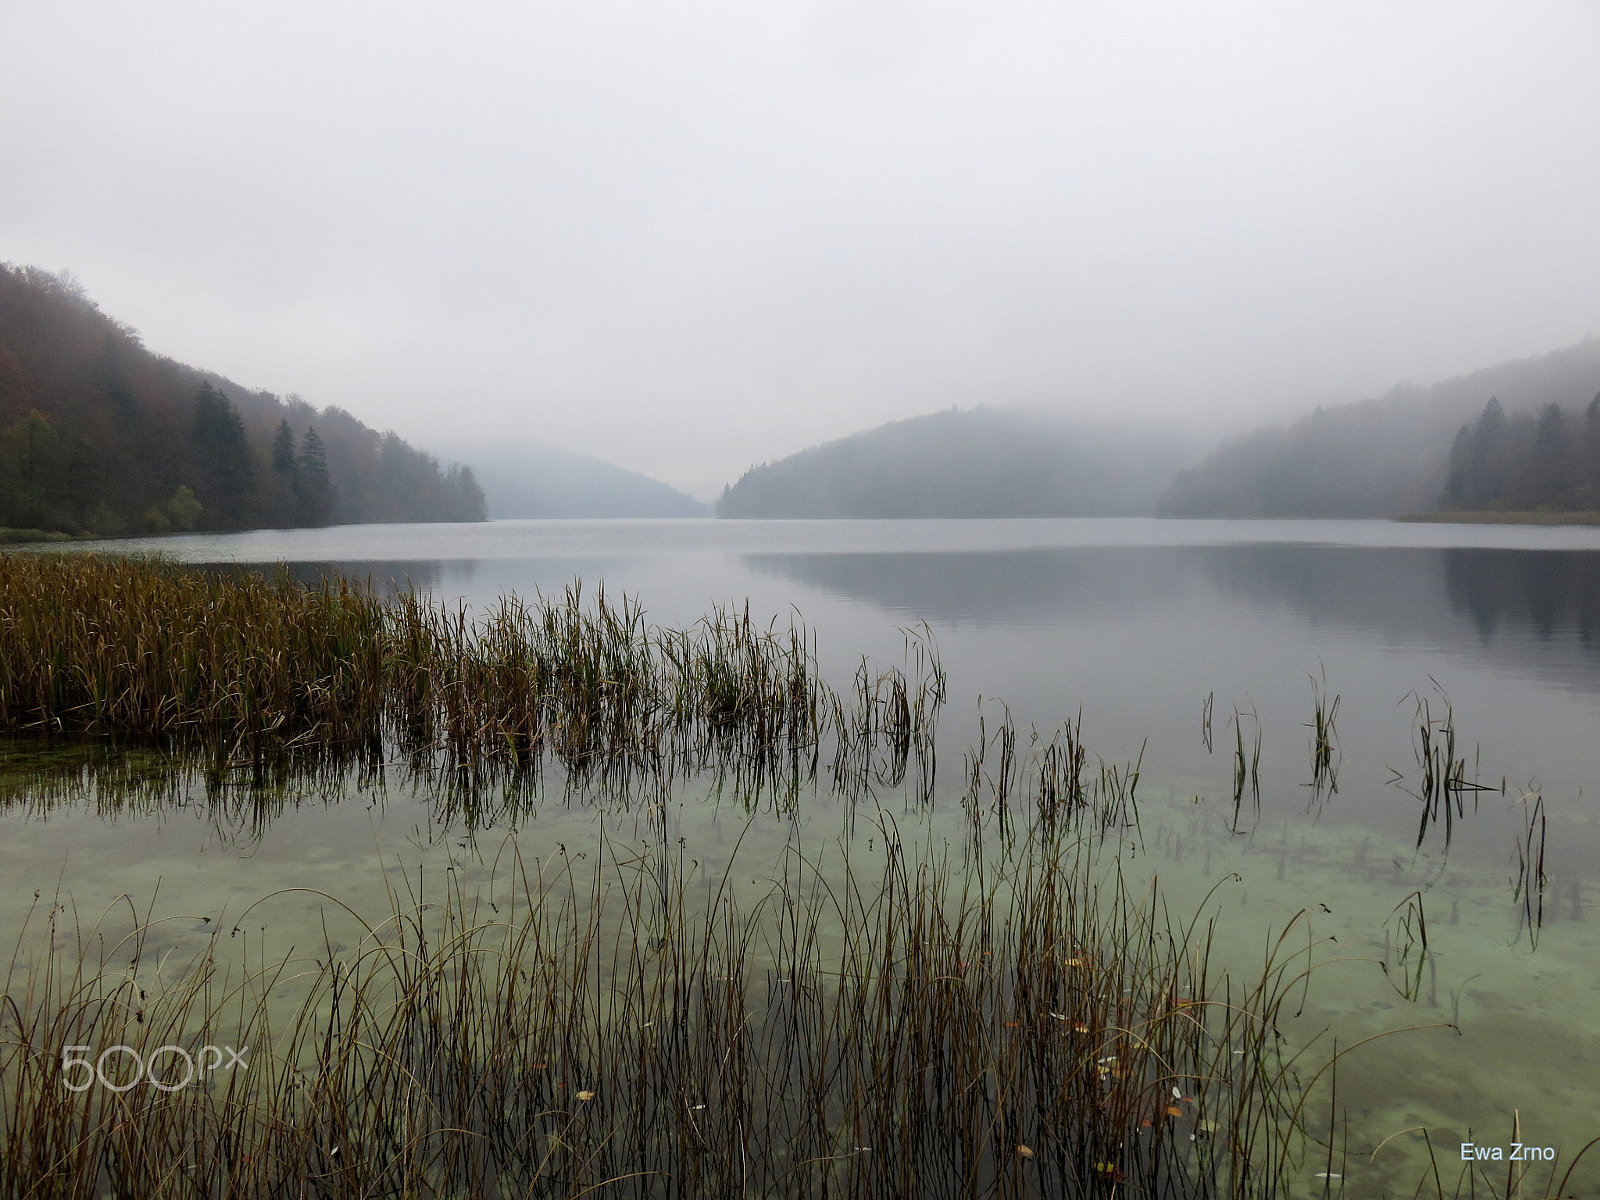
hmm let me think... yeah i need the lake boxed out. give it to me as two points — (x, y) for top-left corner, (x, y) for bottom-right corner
(6, 516), (1600, 1195)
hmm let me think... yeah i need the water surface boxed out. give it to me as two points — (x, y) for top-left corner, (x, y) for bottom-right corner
(10, 516), (1600, 1193)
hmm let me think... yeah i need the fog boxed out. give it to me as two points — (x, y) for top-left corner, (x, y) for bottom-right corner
(3, 0), (1598, 498)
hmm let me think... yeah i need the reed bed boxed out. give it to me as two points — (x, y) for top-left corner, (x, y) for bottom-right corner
(0, 555), (939, 801)
(0, 555), (386, 758)
(8, 554), (1585, 1198)
(960, 707), (1142, 845)
(3, 813), (1339, 1200)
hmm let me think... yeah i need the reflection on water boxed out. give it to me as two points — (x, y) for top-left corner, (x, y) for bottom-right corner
(752, 543), (1600, 690)
(745, 548), (1196, 626)
(1445, 547), (1600, 646)
(1200, 544), (1600, 680)
(6, 519), (1600, 1194)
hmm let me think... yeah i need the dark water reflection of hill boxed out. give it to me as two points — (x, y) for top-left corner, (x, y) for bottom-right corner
(746, 544), (1600, 690)
(743, 548), (1201, 627)
(1443, 548), (1600, 645)
(1195, 545), (1600, 677)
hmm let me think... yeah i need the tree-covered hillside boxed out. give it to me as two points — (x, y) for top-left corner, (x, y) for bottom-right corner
(717, 408), (1185, 519)
(1441, 394), (1600, 512)
(1158, 338), (1600, 518)
(0, 264), (485, 536)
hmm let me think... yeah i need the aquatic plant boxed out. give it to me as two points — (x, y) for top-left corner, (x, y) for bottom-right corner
(1227, 705), (1262, 828)
(1398, 689), (1501, 849)
(1513, 789), (1549, 948)
(0, 555), (941, 805)
(1306, 672), (1340, 794)
(2, 819), (1343, 1199)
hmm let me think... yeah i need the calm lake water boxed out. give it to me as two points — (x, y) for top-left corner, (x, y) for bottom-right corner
(7, 516), (1600, 1194)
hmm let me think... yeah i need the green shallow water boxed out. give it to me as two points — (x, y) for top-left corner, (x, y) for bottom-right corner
(6, 517), (1600, 1197)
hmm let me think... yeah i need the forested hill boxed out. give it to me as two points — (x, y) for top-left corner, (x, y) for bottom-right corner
(717, 408), (1185, 518)
(1158, 338), (1600, 518)
(0, 264), (485, 537)
(1440, 393), (1600, 512)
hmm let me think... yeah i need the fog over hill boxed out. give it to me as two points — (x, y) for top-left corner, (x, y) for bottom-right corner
(1159, 338), (1600, 518)
(717, 408), (1190, 519)
(444, 441), (708, 519)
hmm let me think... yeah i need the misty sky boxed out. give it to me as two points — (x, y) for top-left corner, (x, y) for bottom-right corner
(3, 1), (1598, 498)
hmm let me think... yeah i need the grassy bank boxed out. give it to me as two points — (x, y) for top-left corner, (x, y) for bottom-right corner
(1395, 510), (1600, 526)
(0, 529), (75, 545)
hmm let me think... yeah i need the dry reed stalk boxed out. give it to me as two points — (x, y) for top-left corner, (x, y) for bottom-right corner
(0, 556), (943, 809)
(1, 819), (1357, 1198)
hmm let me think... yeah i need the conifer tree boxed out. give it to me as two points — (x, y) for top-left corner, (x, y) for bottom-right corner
(298, 426), (335, 525)
(1584, 392), (1600, 506)
(261, 418), (301, 526)
(1530, 403), (1567, 507)
(191, 382), (255, 526)
(271, 418), (298, 477)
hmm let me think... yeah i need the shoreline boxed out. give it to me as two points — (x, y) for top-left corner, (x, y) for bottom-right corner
(1395, 510), (1600, 527)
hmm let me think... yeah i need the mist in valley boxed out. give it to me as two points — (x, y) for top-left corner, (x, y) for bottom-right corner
(3, 0), (1599, 509)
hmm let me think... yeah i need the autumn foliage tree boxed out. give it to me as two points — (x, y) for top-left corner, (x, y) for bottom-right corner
(0, 263), (486, 536)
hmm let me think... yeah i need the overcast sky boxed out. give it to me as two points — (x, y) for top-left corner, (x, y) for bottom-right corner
(3, 0), (1598, 497)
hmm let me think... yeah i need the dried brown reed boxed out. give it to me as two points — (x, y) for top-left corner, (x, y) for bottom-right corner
(0, 556), (940, 807)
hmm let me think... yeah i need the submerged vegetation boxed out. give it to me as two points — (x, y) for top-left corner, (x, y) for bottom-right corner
(0, 552), (1595, 1197)
(0, 819), (1330, 1199)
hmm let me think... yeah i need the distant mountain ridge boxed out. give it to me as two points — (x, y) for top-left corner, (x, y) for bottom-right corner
(1158, 338), (1600, 518)
(449, 441), (709, 518)
(0, 264), (485, 536)
(717, 408), (1187, 519)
